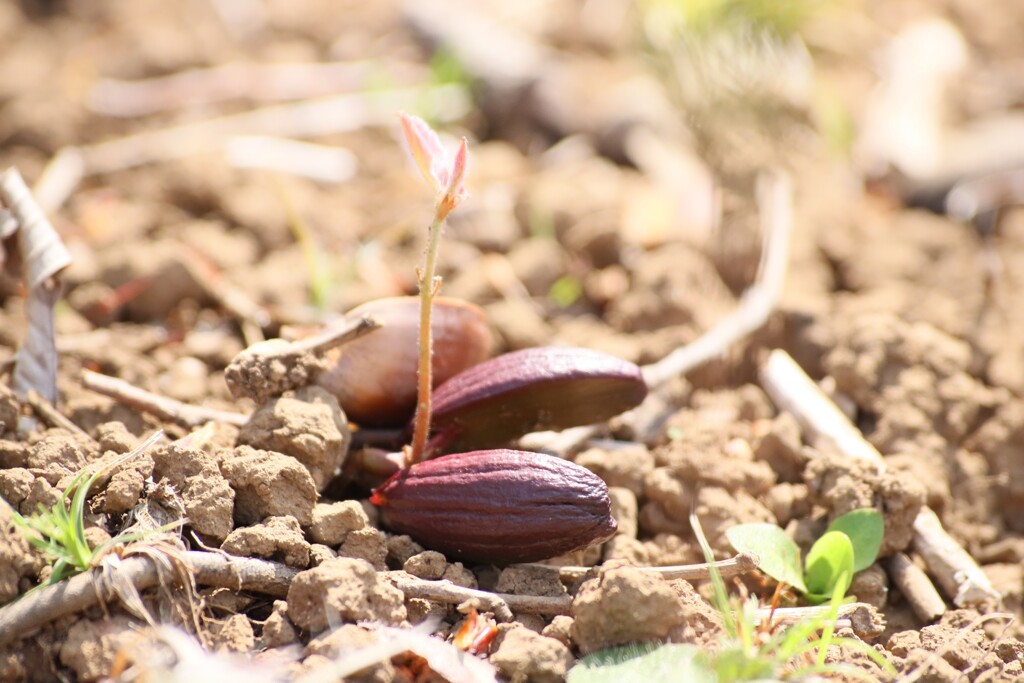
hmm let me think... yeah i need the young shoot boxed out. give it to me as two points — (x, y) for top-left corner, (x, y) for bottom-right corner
(5, 431), (176, 590)
(726, 508), (885, 604)
(397, 112), (468, 464)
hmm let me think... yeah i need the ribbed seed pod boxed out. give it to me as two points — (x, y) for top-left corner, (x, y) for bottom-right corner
(371, 449), (617, 564)
(427, 346), (647, 451)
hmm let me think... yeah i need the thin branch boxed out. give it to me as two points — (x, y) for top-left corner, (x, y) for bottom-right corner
(82, 369), (249, 428)
(519, 169), (794, 457)
(884, 553), (946, 623)
(759, 349), (885, 470)
(756, 602), (884, 641)
(87, 60), (381, 117)
(24, 390), (94, 442)
(381, 572), (568, 622)
(0, 551), (299, 648)
(759, 349), (997, 610)
(522, 553), (759, 584)
(80, 85), (470, 176)
(641, 168), (793, 388)
(912, 507), (1000, 606)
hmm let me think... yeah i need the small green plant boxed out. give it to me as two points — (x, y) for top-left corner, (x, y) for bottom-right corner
(726, 508), (885, 604)
(5, 432), (174, 589)
(567, 510), (893, 682)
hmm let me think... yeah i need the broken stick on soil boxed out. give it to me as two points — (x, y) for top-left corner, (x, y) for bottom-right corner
(528, 552), (758, 584)
(885, 553), (947, 623)
(759, 348), (999, 612)
(381, 572), (568, 621)
(520, 169), (794, 456)
(0, 551), (299, 648)
(82, 369), (249, 428)
(24, 390), (94, 441)
(757, 602), (885, 641)
(641, 168), (793, 388)
(912, 507), (1000, 606)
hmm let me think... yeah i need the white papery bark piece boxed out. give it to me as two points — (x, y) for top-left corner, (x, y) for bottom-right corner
(0, 168), (72, 403)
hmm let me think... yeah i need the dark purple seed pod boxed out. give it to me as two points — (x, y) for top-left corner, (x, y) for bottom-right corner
(371, 449), (617, 564)
(427, 346), (647, 452)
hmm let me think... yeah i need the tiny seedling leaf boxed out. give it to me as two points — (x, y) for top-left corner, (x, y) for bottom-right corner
(826, 508), (884, 572)
(804, 531), (855, 602)
(726, 523), (806, 593)
(567, 643), (713, 683)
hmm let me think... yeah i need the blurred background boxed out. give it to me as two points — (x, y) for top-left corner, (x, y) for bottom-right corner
(2, 0), (1024, 393)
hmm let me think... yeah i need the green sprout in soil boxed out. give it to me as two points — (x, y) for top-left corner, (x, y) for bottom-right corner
(5, 431), (176, 590)
(397, 112), (468, 464)
(726, 508), (885, 604)
(567, 511), (893, 682)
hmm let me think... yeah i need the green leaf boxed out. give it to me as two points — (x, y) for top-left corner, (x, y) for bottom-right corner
(567, 643), (713, 683)
(726, 523), (807, 593)
(826, 508), (884, 572)
(804, 531), (855, 601)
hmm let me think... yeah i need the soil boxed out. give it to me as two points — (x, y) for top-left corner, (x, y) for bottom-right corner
(2, 0), (1024, 681)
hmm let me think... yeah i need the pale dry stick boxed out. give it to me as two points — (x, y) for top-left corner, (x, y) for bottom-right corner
(31, 147), (85, 214)
(0, 551), (299, 648)
(526, 552), (758, 584)
(180, 252), (271, 345)
(759, 350), (885, 470)
(82, 369), (249, 428)
(79, 85), (470, 175)
(87, 60), (380, 116)
(382, 573), (569, 622)
(759, 349), (999, 609)
(641, 168), (793, 388)
(912, 508), (1000, 606)
(755, 602), (883, 641)
(226, 135), (358, 184)
(24, 390), (94, 441)
(885, 553), (947, 623)
(519, 169), (794, 456)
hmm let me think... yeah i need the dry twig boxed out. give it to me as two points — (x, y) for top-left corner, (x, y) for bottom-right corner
(756, 602), (884, 641)
(885, 553), (947, 623)
(382, 573), (568, 622)
(0, 551), (299, 648)
(525, 553), (758, 584)
(641, 169), (793, 388)
(24, 390), (93, 441)
(520, 169), (793, 456)
(759, 348), (998, 611)
(82, 369), (248, 428)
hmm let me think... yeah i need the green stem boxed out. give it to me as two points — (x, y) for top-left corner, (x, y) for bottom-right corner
(409, 214), (445, 464)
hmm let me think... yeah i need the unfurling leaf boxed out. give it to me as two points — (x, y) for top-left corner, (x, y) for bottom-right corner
(725, 523), (806, 593)
(826, 508), (884, 572)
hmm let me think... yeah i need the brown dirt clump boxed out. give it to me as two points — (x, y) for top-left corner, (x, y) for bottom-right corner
(151, 443), (235, 544)
(570, 563), (717, 654)
(221, 515), (311, 568)
(286, 557), (405, 633)
(805, 452), (925, 556)
(490, 625), (574, 683)
(237, 385), (351, 491)
(220, 446), (317, 528)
